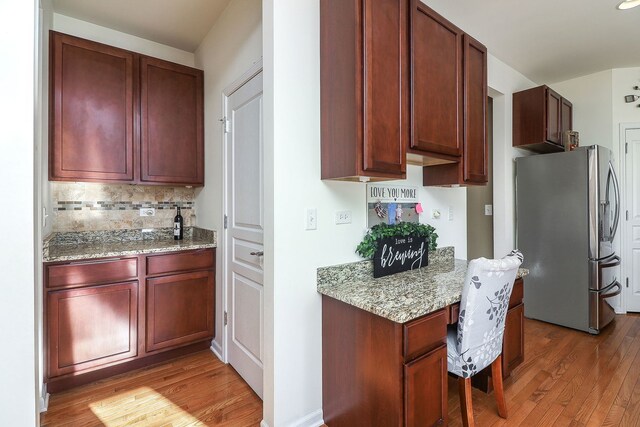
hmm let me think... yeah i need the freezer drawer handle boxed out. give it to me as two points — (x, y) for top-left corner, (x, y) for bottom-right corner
(599, 280), (622, 299)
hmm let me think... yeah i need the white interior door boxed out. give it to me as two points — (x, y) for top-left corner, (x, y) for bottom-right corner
(625, 128), (640, 312)
(225, 71), (264, 398)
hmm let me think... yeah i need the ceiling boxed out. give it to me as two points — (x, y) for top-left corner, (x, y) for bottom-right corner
(52, 0), (232, 52)
(52, 0), (640, 83)
(422, 0), (640, 84)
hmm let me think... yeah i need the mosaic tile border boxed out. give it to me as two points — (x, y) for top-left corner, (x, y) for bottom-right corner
(54, 201), (194, 212)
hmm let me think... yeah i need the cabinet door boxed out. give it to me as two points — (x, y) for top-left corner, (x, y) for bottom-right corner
(560, 98), (573, 148)
(362, 0), (408, 176)
(502, 303), (524, 376)
(140, 57), (204, 185)
(462, 35), (488, 184)
(410, 0), (463, 158)
(50, 32), (135, 182)
(545, 88), (562, 146)
(404, 345), (447, 426)
(47, 281), (138, 378)
(146, 270), (214, 352)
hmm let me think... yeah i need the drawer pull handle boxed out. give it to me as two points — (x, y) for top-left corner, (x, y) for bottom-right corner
(250, 251), (264, 257)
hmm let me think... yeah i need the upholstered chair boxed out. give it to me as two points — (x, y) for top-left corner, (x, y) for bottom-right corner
(448, 250), (523, 427)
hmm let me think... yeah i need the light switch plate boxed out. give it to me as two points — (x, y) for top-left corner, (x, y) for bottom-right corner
(484, 204), (493, 216)
(335, 210), (352, 225)
(306, 208), (317, 230)
(448, 206), (454, 221)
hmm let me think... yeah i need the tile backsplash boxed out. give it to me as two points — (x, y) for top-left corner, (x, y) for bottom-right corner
(51, 182), (196, 232)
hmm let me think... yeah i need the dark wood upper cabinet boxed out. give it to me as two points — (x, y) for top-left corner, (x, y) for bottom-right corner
(409, 0), (463, 158)
(417, 5), (488, 187)
(140, 57), (204, 185)
(561, 97), (573, 148)
(49, 32), (136, 182)
(513, 85), (573, 153)
(462, 34), (488, 184)
(320, 0), (408, 181)
(49, 31), (204, 186)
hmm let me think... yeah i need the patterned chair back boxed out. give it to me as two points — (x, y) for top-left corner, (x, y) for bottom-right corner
(454, 250), (523, 377)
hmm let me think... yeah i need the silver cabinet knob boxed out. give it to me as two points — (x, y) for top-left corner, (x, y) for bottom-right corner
(250, 251), (264, 257)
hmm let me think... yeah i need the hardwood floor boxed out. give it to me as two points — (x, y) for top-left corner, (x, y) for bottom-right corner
(448, 314), (640, 427)
(42, 315), (640, 427)
(40, 351), (262, 427)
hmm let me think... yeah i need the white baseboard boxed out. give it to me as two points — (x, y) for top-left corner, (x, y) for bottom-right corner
(261, 409), (324, 427)
(290, 409), (324, 427)
(210, 341), (223, 362)
(39, 384), (49, 413)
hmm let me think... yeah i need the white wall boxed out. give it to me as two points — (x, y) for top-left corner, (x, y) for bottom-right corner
(0, 0), (38, 423)
(53, 13), (195, 66)
(485, 55), (537, 258)
(551, 70), (613, 149)
(193, 0), (262, 358)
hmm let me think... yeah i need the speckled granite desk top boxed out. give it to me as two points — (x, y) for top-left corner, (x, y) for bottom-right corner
(43, 227), (217, 262)
(317, 248), (529, 324)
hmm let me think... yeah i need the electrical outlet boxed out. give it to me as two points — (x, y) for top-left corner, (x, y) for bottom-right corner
(140, 208), (156, 217)
(484, 204), (493, 216)
(306, 208), (317, 230)
(431, 209), (441, 219)
(448, 206), (454, 221)
(335, 210), (352, 225)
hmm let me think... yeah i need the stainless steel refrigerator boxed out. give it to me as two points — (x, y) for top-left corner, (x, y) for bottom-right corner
(516, 145), (621, 334)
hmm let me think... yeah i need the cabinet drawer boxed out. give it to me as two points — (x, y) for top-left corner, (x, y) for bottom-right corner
(46, 257), (138, 289)
(146, 249), (214, 276)
(404, 309), (447, 362)
(448, 302), (460, 324)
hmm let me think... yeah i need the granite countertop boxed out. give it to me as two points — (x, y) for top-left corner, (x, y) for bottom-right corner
(43, 226), (217, 262)
(317, 247), (529, 324)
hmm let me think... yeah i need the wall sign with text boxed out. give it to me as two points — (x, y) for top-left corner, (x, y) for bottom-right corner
(367, 184), (422, 228)
(373, 235), (429, 278)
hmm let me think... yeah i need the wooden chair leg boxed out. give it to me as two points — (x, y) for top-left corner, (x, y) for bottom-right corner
(458, 376), (474, 427)
(491, 355), (508, 419)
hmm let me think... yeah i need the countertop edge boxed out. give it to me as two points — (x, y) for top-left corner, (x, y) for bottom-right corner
(43, 242), (217, 263)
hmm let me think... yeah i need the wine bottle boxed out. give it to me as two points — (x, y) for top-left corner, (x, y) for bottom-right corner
(174, 206), (183, 240)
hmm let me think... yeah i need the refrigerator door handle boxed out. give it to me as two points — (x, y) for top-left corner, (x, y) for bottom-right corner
(609, 161), (621, 242)
(598, 254), (621, 269)
(599, 280), (621, 299)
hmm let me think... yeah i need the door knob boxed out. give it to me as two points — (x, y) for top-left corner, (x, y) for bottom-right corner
(250, 251), (264, 257)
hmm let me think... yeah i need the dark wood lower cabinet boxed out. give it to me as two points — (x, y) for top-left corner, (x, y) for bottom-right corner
(47, 281), (138, 378)
(502, 303), (524, 376)
(322, 296), (446, 426)
(146, 271), (214, 352)
(45, 249), (215, 392)
(404, 345), (447, 426)
(323, 277), (526, 424)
